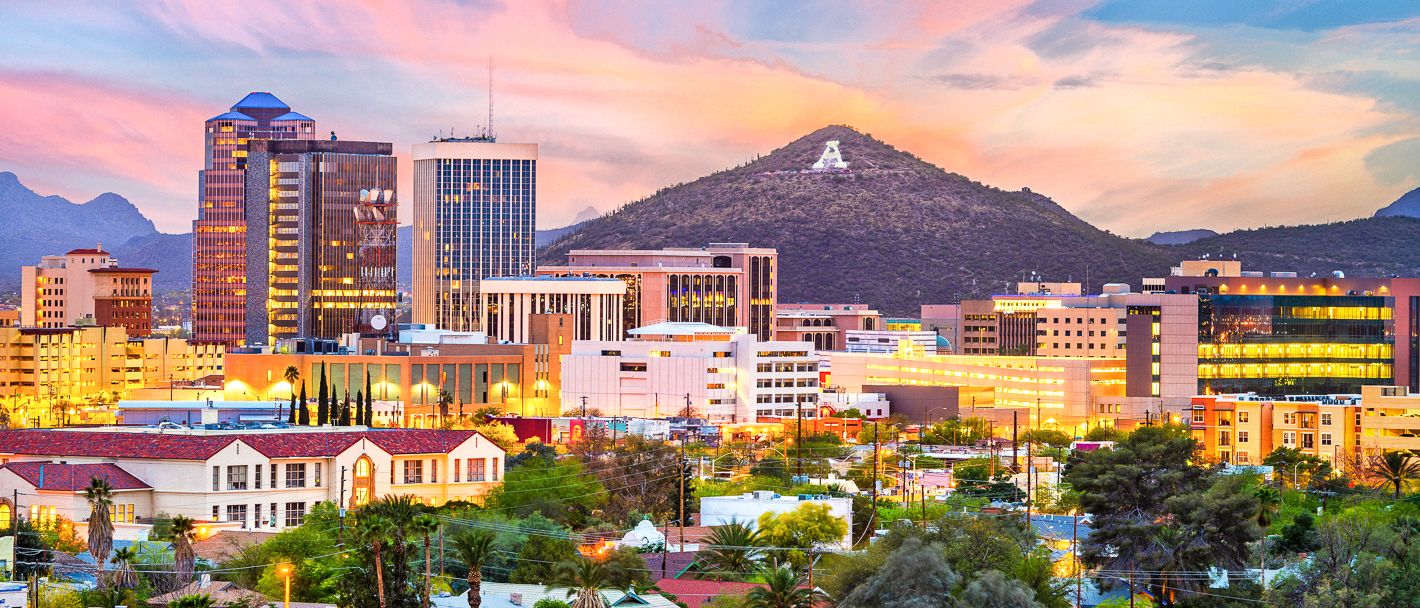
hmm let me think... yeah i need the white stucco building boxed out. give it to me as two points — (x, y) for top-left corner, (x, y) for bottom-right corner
(0, 427), (505, 540)
(479, 276), (625, 343)
(560, 322), (819, 422)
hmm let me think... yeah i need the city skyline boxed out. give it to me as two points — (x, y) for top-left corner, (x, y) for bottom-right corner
(0, 1), (1417, 236)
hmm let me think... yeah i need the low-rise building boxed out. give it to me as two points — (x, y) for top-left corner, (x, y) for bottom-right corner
(479, 276), (625, 343)
(844, 329), (939, 354)
(561, 322), (819, 423)
(0, 427), (504, 538)
(774, 304), (882, 351)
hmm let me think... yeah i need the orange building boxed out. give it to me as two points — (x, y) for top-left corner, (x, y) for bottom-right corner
(222, 315), (572, 426)
(1191, 393), (1362, 468)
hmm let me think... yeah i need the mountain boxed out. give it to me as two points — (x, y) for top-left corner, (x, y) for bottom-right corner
(542, 126), (1177, 313)
(1375, 186), (1420, 218)
(112, 232), (192, 291)
(0, 172), (167, 290)
(1171, 217), (1420, 278)
(1146, 229), (1218, 245)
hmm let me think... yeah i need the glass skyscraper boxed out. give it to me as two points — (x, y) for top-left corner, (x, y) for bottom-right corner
(411, 138), (537, 332)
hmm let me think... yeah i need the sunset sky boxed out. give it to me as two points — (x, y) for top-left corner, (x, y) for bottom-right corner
(1, 0), (1418, 236)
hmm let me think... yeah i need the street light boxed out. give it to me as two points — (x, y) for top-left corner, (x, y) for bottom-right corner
(276, 562), (293, 608)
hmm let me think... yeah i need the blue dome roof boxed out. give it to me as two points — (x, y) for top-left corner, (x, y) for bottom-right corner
(272, 111), (314, 122)
(232, 92), (289, 110)
(208, 111), (256, 122)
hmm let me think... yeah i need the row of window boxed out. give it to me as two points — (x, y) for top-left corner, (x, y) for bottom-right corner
(398, 457), (501, 484)
(213, 463), (321, 491)
(217, 501), (306, 528)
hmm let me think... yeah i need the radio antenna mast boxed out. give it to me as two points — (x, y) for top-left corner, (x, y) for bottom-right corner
(486, 55), (495, 140)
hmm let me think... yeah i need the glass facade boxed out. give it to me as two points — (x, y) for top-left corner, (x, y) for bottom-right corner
(1197, 294), (1395, 395)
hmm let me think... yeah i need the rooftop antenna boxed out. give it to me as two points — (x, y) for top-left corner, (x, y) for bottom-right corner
(487, 55), (495, 140)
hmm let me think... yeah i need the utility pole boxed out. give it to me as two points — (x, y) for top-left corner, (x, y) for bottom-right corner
(1129, 560), (1135, 608)
(10, 488), (16, 581)
(678, 439), (687, 552)
(581, 395), (588, 418)
(683, 393), (692, 419)
(1026, 434), (1033, 526)
(338, 466), (347, 545)
(869, 422), (880, 537)
(1012, 411), (1019, 498)
(1073, 512), (1081, 608)
(795, 398), (804, 480)
(988, 420), (996, 478)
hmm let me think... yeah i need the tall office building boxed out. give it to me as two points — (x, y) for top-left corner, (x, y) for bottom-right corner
(193, 92), (318, 345)
(243, 139), (398, 345)
(412, 137), (537, 332)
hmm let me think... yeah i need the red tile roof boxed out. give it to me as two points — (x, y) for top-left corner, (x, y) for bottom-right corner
(66, 248), (108, 255)
(652, 579), (763, 608)
(88, 268), (157, 274)
(0, 462), (151, 491)
(0, 429), (487, 461)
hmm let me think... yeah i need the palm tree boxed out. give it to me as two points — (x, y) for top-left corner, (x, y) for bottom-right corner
(696, 521), (763, 580)
(110, 546), (138, 590)
(1370, 451), (1420, 499)
(170, 514), (197, 585)
(361, 515), (395, 608)
(450, 529), (496, 608)
(744, 564), (818, 608)
(167, 593), (215, 608)
(411, 513), (440, 608)
(83, 477), (115, 588)
(1254, 485), (1281, 529)
(284, 366), (300, 396)
(550, 556), (613, 608)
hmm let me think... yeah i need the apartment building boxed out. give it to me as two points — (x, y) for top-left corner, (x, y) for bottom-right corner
(773, 303), (882, 351)
(21, 247), (156, 336)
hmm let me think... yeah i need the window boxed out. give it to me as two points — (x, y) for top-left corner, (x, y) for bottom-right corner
(1192, 411), (1204, 423)
(284, 502), (306, 527)
(271, 464), (278, 488)
(1282, 412), (1296, 425)
(1238, 411), (1249, 423)
(254, 504), (262, 528)
(1237, 451), (1250, 464)
(270, 503), (277, 527)
(1321, 413), (1333, 426)
(1218, 431), (1231, 447)
(226, 504), (248, 527)
(227, 465), (248, 490)
(212, 466), (220, 491)
(491, 458), (500, 481)
(255, 464), (262, 490)
(314, 463), (322, 487)
(454, 459), (461, 482)
(213, 506), (219, 521)
(403, 460), (424, 484)
(430, 459), (438, 484)
(356, 459), (371, 477)
(109, 504), (134, 524)
(1238, 431), (1249, 444)
(285, 463), (307, 488)
(1302, 434), (1315, 449)
(1321, 433), (1333, 446)
(1283, 431), (1295, 445)
(471, 458), (486, 482)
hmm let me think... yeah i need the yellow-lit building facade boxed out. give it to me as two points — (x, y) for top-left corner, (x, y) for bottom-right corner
(0, 327), (225, 427)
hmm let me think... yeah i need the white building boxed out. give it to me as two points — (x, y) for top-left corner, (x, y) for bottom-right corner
(700, 490), (853, 549)
(561, 322), (818, 423)
(844, 330), (939, 354)
(479, 276), (625, 343)
(0, 427), (505, 539)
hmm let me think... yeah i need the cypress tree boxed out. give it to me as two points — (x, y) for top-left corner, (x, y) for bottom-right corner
(287, 391), (297, 424)
(354, 390), (364, 427)
(364, 387), (374, 426)
(339, 391), (352, 426)
(298, 383), (310, 425)
(317, 363), (329, 426)
(364, 371), (373, 425)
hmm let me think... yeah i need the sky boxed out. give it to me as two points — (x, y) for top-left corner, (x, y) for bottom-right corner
(0, 0), (1418, 237)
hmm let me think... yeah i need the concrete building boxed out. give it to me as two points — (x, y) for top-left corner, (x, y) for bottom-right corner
(844, 329), (940, 354)
(22, 247), (156, 336)
(479, 276), (625, 343)
(540, 243), (778, 340)
(920, 304), (961, 354)
(222, 315), (573, 425)
(0, 328), (225, 427)
(560, 322), (818, 423)
(774, 303), (882, 351)
(699, 491), (853, 549)
(412, 138), (538, 332)
(194, 92), (319, 346)
(1165, 271), (1420, 396)
(243, 139), (399, 345)
(828, 343), (1149, 431)
(0, 427), (504, 538)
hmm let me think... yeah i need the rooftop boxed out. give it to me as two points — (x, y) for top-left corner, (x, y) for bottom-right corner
(0, 428), (494, 461)
(65, 248), (108, 255)
(629, 322), (737, 337)
(272, 110), (314, 121)
(207, 111), (256, 122)
(232, 91), (290, 110)
(0, 462), (151, 491)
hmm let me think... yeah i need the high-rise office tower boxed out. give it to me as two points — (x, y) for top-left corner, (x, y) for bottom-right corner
(193, 92), (317, 345)
(242, 139), (399, 345)
(412, 137), (537, 332)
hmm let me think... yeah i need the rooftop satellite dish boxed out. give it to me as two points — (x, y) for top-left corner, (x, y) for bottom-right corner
(370, 314), (388, 331)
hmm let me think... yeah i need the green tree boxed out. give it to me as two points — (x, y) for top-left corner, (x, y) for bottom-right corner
(284, 364), (300, 423)
(959, 570), (1044, 608)
(509, 534), (578, 584)
(298, 383), (310, 425)
(471, 422), (522, 452)
(488, 457), (604, 527)
(83, 476), (114, 588)
(169, 514), (197, 585)
(1255, 485), (1282, 529)
(355, 390), (365, 428)
(412, 514), (440, 608)
(364, 372), (375, 426)
(696, 521), (764, 581)
(450, 529), (496, 608)
(1083, 426), (1126, 442)
(532, 601), (570, 608)
(1264, 447), (1333, 489)
(745, 564), (819, 608)
(1011, 549), (1071, 608)
(166, 594), (215, 608)
(549, 556), (616, 608)
(317, 363), (329, 426)
(109, 546), (138, 590)
(360, 515), (395, 608)
(838, 536), (958, 608)
(1020, 429), (1073, 448)
(1368, 451), (1420, 499)
(756, 503), (848, 550)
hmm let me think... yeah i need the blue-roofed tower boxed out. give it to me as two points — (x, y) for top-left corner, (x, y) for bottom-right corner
(193, 92), (318, 346)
